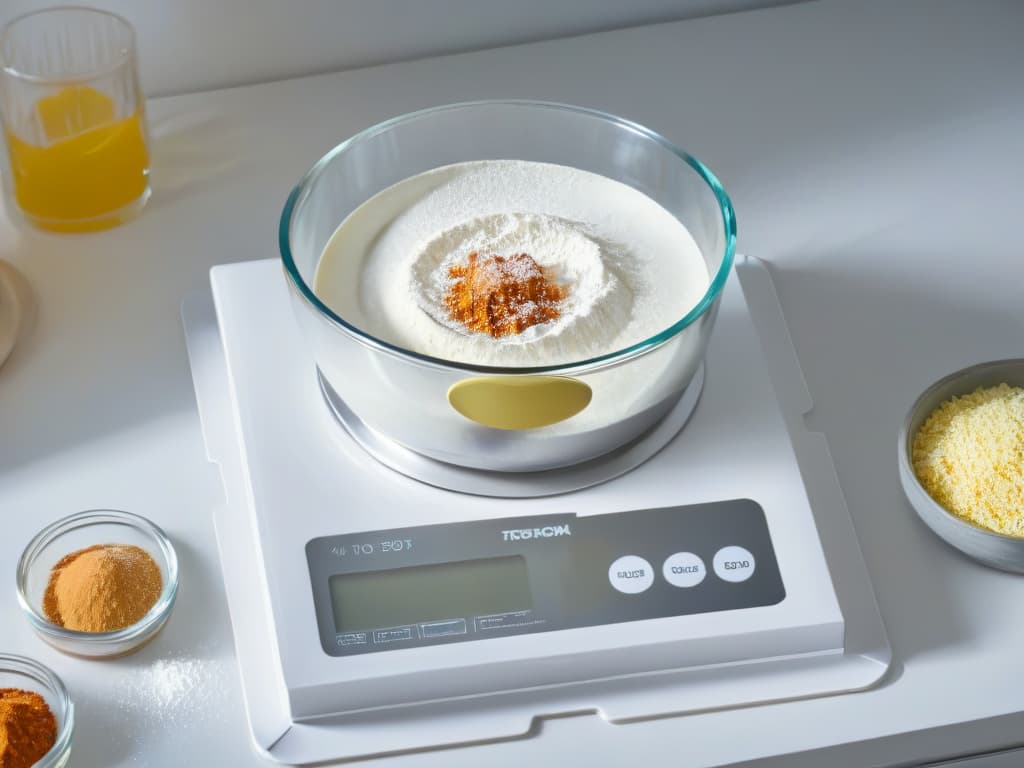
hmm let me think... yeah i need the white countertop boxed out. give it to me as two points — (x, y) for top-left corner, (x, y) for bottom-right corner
(2, 0), (1023, 766)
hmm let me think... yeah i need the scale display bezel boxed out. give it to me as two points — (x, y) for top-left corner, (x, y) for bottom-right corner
(307, 499), (785, 656)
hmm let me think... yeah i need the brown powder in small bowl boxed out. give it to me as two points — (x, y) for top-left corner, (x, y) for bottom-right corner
(43, 544), (162, 633)
(0, 688), (57, 768)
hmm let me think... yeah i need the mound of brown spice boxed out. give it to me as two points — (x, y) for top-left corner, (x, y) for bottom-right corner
(0, 688), (57, 768)
(445, 251), (567, 338)
(43, 544), (162, 633)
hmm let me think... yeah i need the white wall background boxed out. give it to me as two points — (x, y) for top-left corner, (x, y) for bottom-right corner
(0, 0), (805, 96)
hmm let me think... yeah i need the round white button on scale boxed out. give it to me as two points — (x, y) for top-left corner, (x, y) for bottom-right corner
(662, 552), (706, 588)
(608, 555), (654, 594)
(713, 546), (756, 583)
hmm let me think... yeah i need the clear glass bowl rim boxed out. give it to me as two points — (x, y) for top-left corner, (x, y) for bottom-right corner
(279, 99), (737, 375)
(0, 652), (74, 765)
(16, 508), (179, 646)
(0, 5), (137, 84)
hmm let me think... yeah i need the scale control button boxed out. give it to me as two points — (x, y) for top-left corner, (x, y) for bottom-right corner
(337, 632), (367, 647)
(373, 626), (415, 644)
(608, 555), (654, 594)
(476, 610), (535, 632)
(662, 552), (706, 588)
(713, 546), (756, 583)
(420, 618), (467, 639)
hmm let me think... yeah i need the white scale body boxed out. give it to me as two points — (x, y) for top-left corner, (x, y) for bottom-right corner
(183, 255), (891, 764)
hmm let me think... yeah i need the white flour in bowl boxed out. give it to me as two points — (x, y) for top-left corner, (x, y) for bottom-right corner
(409, 211), (635, 362)
(314, 160), (709, 367)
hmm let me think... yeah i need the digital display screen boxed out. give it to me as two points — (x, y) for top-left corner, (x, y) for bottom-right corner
(329, 556), (531, 632)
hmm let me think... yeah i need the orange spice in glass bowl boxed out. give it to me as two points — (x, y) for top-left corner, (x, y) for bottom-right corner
(0, 654), (73, 768)
(0, 686), (57, 767)
(16, 510), (178, 658)
(43, 544), (163, 633)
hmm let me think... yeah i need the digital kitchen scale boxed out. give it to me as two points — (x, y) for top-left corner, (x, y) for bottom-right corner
(182, 255), (891, 764)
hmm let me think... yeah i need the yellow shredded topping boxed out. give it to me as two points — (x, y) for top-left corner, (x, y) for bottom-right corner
(912, 383), (1024, 537)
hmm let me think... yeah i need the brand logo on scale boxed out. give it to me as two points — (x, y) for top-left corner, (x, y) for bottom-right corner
(501, 524), (571, 542)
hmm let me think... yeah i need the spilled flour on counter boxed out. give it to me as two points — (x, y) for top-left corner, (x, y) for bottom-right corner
(147, 657), (205, 712)
(113, 653), (230, 729)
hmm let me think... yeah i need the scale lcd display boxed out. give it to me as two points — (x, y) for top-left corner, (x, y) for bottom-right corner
(329, 555), (531, 632)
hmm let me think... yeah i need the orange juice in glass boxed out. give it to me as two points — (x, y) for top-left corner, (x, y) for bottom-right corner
(0, 8), (150, 233)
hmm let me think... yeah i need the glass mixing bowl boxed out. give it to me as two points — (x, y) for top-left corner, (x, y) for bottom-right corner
(280, 101), (735, 472)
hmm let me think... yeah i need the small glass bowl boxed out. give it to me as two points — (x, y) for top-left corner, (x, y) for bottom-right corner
(17, 509), (179, 658)
(0, 653), (74, 767)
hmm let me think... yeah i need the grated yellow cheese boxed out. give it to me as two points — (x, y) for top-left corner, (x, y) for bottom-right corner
(912, 383), (1024, 537)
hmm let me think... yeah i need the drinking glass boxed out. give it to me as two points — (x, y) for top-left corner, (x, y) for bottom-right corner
(0, 7), (150, 233)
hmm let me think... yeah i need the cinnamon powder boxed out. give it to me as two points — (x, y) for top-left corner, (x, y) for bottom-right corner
(445, 252), (567, 338)
(0, 688), (57, 768)
(43, 544), (162, 633)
